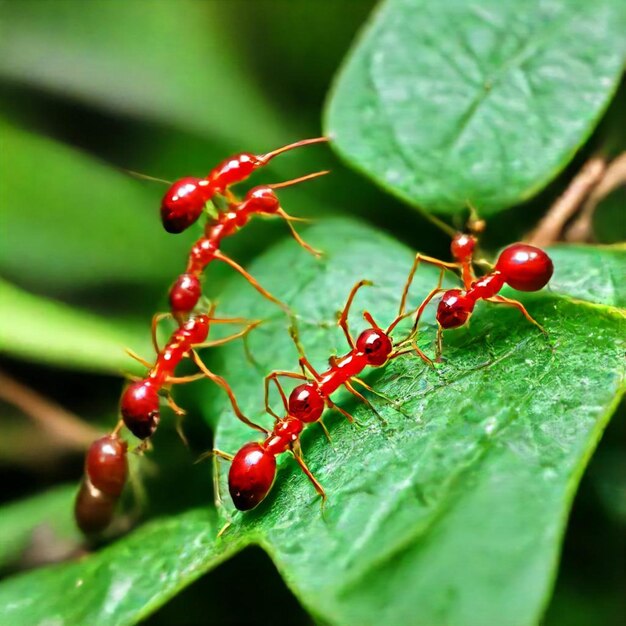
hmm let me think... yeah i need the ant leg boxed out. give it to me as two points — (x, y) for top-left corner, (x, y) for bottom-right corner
(435, 326), (444, 362)
(299, 357), (322, 381)
(210, 316), (259, 325)
(290, 444), (326, 502)
(165, 392), (186, 416)
(191, 350), (268, 434)
(350, 376), (399, 405)
(214, 251), (290, 313)
(276, 208), (323, 257)
(163, 392), (188, 446)
(344, 380), (387, 425)
(407, 270), (448, 340)
(287, 324), (322, 381)
(394, 253), (460, 329)
(337, 280), (373, 349)
(194, 320), (262, 349)
(318, 419), (332, 443)
(264, 371), (301, 420)
(125, 348), (153, 369)
(213, 448), (235, 461)
(487, 296), (548, 335)
(151, 313), (171, 354)
(111, 419), (125, 437)
(326, 398), (362, 426)
(166, 372), (205, 384)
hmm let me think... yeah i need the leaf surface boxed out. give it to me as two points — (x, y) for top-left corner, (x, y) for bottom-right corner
(0, 279), (146, 374)
(325, 0), (626, 215)
(0, 220), (622, 626)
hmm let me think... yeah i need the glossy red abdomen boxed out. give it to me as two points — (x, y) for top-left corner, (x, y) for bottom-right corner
(495, 244), (554, 292)
(228, 443), (277, 511)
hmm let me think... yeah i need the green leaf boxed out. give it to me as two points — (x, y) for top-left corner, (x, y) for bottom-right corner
(547, 243), (626, 307)
(0, 0), (285, 145)
(0, 278), (146, 374)
(0, 509), (242, 625)
(0, 120), (193, 292)
(325, 0), (626, 215)
(0, 486), (79, 568)
(0, 220), (623, 626)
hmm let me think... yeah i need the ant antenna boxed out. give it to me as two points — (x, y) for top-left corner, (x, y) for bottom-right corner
(258, 137), (329, 164)
(124, 169), (173, 186)
(267, 170), (330, 189)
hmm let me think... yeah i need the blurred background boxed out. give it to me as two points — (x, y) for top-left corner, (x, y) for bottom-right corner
(0, 1), (623, 624)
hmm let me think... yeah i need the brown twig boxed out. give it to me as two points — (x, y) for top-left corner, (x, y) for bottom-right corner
(527, 156), (606, 247)
(0, 369), (100, 451)
(565, 152), (626, 242)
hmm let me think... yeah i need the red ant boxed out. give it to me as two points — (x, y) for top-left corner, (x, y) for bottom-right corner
(160, 137), (328, 233)
(215, 278), (429, 511)
(122, 305), (264, 440)
(168, 171), (328, 318)
(400, 227), (554, 358)
(74, 434), (128, 535)
(75, 308), (261, 534)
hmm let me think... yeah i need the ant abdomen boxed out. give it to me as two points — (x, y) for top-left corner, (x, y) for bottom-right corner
(496, 244), (554, 292)
(228, 442), (277, 511)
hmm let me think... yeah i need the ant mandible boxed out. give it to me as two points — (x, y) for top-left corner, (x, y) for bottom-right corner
(217, 277), (430, 511)
(160, 137), (328, 233)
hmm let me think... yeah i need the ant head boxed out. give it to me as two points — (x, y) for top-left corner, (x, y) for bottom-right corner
(495, 244), (554, 292)
(247, 186), (280, 213)
(288, 383), (325, 423)
(120, 380), (160, 440)
(436, 290), (474, 329)
(356, 328), (393, 366)
(170, 274), (202, 316)
(182, 314), (210, 345)
(228, 442), (276, 511)
(161, 177), (210, 233)
(85, 436), (128, 498)
(450, 233), (476, 261)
